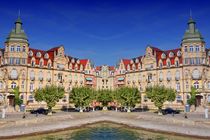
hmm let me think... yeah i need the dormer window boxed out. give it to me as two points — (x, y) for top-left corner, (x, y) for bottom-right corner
(36, 52), (41, 58)
(44, 53), (49, 59)
(130, 60), (134, 64)
(29, 50), (33, 57)
(161, 53), (166, 59)
(71, 58), (75, 63)
(135, 58), (139, 63)
(77, 60), (80, 64)
(169, 52), (174, 58)
(17, 46), (21, 52)
(177, 50), (182, 57)
(10, 46), (15, 52)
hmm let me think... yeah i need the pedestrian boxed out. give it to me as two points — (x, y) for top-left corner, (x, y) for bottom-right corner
(22, 113), (26, 119)
(184, 113), (188, 119)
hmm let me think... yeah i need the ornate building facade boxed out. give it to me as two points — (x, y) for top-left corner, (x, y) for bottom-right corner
(115, 17), (210, 109)
(0, 16), (210, 110)
(0, 17), (95, 109)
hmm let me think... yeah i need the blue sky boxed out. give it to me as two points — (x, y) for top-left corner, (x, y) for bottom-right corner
(0, 0), (210, 66)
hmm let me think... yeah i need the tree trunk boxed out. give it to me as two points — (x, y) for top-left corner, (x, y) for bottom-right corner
(80, 107), (83, 112)
(48, 107), (52, 115)
(158, 108), (162, 115)
(127, 107), (131, 112)
(93, 107), (95, 112)
(1, 108), (6, 118)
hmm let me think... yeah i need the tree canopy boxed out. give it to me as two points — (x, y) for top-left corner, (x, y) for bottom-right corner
(145, 85), (176, 114)
(34, 85), (65, 114)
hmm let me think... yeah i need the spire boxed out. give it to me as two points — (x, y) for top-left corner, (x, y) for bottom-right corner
(5, 12), (28, 44)
(15, 10), (22, 33)
(181, 13), (204, 44)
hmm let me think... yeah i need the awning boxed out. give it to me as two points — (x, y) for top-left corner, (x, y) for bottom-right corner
(118, 77), (124, 81)
(86, 77), (93, 81)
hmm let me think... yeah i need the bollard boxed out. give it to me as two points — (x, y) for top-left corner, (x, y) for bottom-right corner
(205, 108), (208, 119)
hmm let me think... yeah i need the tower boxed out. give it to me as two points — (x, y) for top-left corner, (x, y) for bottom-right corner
(4, 15), (29, 66)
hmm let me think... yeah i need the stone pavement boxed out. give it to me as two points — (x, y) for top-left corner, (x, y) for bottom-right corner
(0, 111), (210, 139)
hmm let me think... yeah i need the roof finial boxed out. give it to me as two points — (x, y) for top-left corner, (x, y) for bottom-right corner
(18, 9), (21, 18)
(190, 9), (192, 19)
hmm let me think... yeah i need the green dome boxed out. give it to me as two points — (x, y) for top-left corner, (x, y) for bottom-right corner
(5, 17), (28, 43)
(182, 17), (204, 44)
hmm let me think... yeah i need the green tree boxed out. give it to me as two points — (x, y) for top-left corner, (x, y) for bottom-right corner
(13, 87), (23, 107)
(146, 85), (176, 115)
(116, 87), (140, 112)
(34, 85), (65, 115)
(97, 89), (113, 106)
(70, 87), (94, 112)
(187, 86), (197, 106)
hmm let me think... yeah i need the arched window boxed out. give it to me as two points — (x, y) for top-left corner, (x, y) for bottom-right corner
(47, 62), (51, 69)
(195, 46), (200, 52)
(194, 81), (199, 89)
(38, 71), (43, 81)
(132, 64), (135, 71)
(167, 71), (171, 81)
(0, 81), (3, 89)
(175, 70), (180, 80)
(10, 69), (18, 79)
(47, 72), (51, 82)
(192, 69), (201, 80)
(159, 71), (163, 82)
(176, 82), (180, 91)
(11, 82), (16, 89)
(30, 71), (35, 81)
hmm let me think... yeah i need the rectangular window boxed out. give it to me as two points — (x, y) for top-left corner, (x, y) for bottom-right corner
(9, 57), (14, 64)
(30, 83), (34, 92)
(16, 58), (20, 64)
(195, 46), (200, 52)
(190, 46), (194, 52)
(184, 58), (188, 65)
(22, 58), (26, 64)
(10, 46), (15, 52)
(17, 46), (21, 52)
